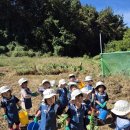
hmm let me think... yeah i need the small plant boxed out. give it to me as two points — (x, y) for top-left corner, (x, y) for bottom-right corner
(57, 114), (68, 128)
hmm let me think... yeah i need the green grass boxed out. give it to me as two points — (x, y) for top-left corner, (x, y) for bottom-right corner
(0, 56), (100, 76)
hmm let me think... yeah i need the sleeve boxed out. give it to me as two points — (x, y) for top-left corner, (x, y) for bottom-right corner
(1, 101), (6, 108)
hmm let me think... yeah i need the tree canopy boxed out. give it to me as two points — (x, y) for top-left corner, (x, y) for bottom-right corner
(0, 0), (127, 56)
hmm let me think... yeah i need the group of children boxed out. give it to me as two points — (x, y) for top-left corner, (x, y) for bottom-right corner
(0, 74), (130, 130)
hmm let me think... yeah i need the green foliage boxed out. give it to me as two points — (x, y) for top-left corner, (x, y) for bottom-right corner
(15, 65), (38, 75)
(57, 114), (68, 128)
(105, 29), (130, 52)
(0, 46), (7, 54)
(0, 0), (127, 56)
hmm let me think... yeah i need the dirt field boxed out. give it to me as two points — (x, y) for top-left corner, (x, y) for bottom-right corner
(0, 57), (130, 130)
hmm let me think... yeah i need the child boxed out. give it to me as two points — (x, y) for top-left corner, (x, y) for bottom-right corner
(111, 100), (130, 130)
(67, 82), (78, 101)
(84, 76), (95, 102)
(34, 89), (63, 130)
(65, 89), (88, 130)
(68, 74), (77, 82)
(38, 79), (51, 96)
(18, 78), (36, 118)
(95, 81), (109, 124)
(0, 85), (21, 130)
(95, 81), (109, 110)
(57, 79), (68, 108)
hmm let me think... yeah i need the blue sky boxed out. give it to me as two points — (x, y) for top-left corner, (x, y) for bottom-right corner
(80, 0), (130, 27)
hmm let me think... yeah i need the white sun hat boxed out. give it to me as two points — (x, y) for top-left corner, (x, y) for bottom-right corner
(95, 81), (106, 90)
(42, 79), (50, 85)
(18, 78), (28, 86)
(71, 89), (82, 100)
(42, 89), (57, 101)
(68, 74), (75, 78)
(0, 86), (11, 94)
(84, 76), (93, 82)
(81, 87), (92, 95)
(111, 100), (130, 116)
(68, 82), (77, 87)
(58, 79), (66, 87)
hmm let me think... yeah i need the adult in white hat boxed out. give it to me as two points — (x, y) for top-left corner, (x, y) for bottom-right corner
(0, 85), (21, 130)
(111, 100), (130, 129)
(66, 89), (88, 130)
(34, 88), (62, 130)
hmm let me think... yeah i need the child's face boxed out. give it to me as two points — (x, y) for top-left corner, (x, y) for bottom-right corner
(86, 80), (93, 85)
(69, 76), (76, 82)
(60, 84), (66, 88)
(43, 82), (51, 89)
(46, 96), (55, 106)
(98, 86), (104, 93)
(21, 82), (28, 88)
(75, 94), (83, 104)
(70, 85), (77, 92)
(2, 91), (11, 99)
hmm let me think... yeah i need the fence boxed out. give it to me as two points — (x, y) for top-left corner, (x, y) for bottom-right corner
(100, 51), (130, 76)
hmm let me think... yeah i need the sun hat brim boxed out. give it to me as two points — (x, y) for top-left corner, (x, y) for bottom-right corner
(19, 79), (28, 86)
(111, 108), (130, 116)
(95, 85), (106, 90)
(42, 93), (57, 101)
(0, 88), (11, 94)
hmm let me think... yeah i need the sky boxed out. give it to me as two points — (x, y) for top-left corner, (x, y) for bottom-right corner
(80, 0), (130, 27)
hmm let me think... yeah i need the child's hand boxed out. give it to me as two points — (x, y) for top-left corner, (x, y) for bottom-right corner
(3, 114), (7, 120)
(65, 126), (70, 130)
(34, 117), (38, 123)
(102, 102), (107, 108)
(99, 103), (104, 108)
(31, 92), (39, 97)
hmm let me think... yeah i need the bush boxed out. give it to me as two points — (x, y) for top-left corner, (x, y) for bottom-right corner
(0, 46), (8, 54)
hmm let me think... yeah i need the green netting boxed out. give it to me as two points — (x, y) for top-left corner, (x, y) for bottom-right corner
(100, 51), (130, 76)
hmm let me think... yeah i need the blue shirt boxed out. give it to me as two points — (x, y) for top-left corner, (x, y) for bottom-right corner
(115, 117), (130, 130)
(1, 95), (20, 124)
(67, 103), (88, 130)
(57, 87), (68, 107)
(39, 103), (60, 130)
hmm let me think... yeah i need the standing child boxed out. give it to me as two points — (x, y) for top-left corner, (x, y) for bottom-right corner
(84, 76), (95, 102)
(95, 81), (109, 124)
(95, 81), (109, 110)
(66, 89), (88, 130)
(34, 89), (63, 130)
(67, 82), (78, 101)
(0, 86), (21, 130)
(57, 79), (68, 108)
(18, 78), (36, 118)
(111, 100), (130, 130)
